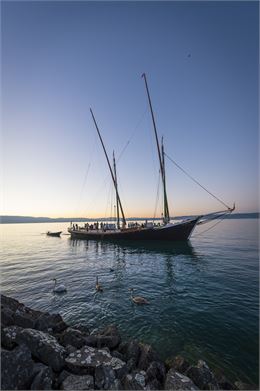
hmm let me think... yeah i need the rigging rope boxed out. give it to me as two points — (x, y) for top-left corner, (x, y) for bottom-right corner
(73, 162), (91, 216)
(117, 108), (148, 163)
(164, 152), (232, 210)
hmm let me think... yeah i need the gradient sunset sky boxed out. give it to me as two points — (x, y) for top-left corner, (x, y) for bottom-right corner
(2, 1), (259, 218)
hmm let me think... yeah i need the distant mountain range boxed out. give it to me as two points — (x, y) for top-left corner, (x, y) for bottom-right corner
(0, 213), (259, 224)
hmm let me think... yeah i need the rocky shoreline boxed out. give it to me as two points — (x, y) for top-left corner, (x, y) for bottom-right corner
(1, 295), (257, 390)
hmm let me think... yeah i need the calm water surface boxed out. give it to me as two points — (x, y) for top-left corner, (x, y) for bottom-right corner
(1, 219), (259, 385)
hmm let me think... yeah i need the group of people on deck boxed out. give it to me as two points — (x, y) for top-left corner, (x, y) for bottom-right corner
(71, 222), (113, 232)
(71, 220), (162, 232)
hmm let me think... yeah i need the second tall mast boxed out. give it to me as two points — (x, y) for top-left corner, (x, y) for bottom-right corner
(90, 108), (126, 228)
(142, 73), (170, 224)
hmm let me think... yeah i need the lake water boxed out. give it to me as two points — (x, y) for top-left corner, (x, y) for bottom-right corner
(1, 219), (259, 385)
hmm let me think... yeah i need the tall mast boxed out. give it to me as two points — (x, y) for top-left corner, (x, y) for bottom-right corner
(113, 151), (120, 229)
(90, 108), (126, 228)
(142, 73), (170, 224)
(161, 137), (170, 222)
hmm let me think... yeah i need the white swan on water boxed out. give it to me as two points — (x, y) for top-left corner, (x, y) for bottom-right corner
(52, 278), (67, 293)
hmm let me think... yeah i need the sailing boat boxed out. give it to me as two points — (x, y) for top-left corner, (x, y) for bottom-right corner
(68, 74), (234, 241)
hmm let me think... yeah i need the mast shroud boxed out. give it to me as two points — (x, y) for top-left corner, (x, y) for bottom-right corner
(142, 73), (170, 224)
(90, 108), (126, 228)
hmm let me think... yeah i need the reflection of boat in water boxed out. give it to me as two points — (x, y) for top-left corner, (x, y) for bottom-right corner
(69, 237), (197, 259)
(46, 231), (62, 237)
(68, 74), (234, 242)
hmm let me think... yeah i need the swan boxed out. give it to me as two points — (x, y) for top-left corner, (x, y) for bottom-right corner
(52, 278), (67, 293)
(129, 288), (149, 305)
(96, 276), (103, 292)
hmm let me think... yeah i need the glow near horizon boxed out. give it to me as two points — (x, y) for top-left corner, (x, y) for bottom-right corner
(2, 2), (259, 218)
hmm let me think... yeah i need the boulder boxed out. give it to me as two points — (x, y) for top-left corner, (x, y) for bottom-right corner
(65, 346), (127, 377)
(186, 360), (219, 390)
(96, 324), (121, 350)
(123, 371), (146, 390)
(169, 355), (191, 373)
(1, 306), (14, 327)
(59, 327), (87, 349)
(137, 343), (158, 371)
(61, 374), (94, 390)
(35, 312), (67, 333)
(13, 310), (36, 328)
(30, 364), (53, 390)
(111, 350), (124, 361)
(119, 339), (141, 369)
(234, 381), (257, 390)
(1, 294), (21, 311)
(1, 344), (35, 390)
(165, 368), (198, 390)
(95, 365), (116, 389)
(65, 344), (77, 355)
(85, 335), (99, 347)
(215, 374), (236, 390)
(72, 323), (90, 335)
(145, 378), (162, 390)
(16, 328), (66, 371)
(1, 325), (22, 349)
(146, 360), (166, 384)
(108, 378), (123, 390)
(54, 370), (71, 389)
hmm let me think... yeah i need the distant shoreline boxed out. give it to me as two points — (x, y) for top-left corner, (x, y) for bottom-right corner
(0, 213), (258, 224)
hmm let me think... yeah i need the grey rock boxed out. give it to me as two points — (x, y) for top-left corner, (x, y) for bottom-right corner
(13, 311), (36, 328)
(134, 371), (147, 388)
(215, 374), (236, 390)
(186, 360), (219, 390)
(137, 343), (158, 371)
(145, 378), (162, 390)
(111, 350), (124, 361)
(1, 344), (35, 390)
(95, 365), (116, 389)
(127, 357), (138, 373)
(35, 312), (67, 333)
(170, 355), (191, 373)
(60, 327), (87, 349)
(96, 324), (121, 350)
(234, 381), (257, 390)
(123, 372), (146, 390)
(85, 335), (98, 347)
(65, 344), (78, 355)
(65, 346), (126, 377)
(16, 328), (66, 371)
(146, 361), (166, 384)
(165, 368), (198, 390)
(108, 378), (123, 390)
(61, 374), (94, 390)
(119, 339), (140, 364)
(1, 306), (14, 327)
(54, 370), (71, 389)
(30, 365), (53, 390)
(1, 294), (21, 311)
(1, 325), (22, 349)
(73, 323), (90, 335)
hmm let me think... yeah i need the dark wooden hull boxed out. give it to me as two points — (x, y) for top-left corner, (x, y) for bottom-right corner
(68, 217), (200, 242)
(46, 231), (62, 237)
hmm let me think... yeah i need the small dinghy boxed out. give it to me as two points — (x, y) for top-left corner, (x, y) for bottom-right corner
(46, 231), (62, 237)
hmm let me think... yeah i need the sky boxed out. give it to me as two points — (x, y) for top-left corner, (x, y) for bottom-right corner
(1, 1), (259, 218)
